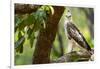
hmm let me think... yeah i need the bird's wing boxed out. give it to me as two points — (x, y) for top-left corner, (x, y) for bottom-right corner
(66, 22), (91, 51)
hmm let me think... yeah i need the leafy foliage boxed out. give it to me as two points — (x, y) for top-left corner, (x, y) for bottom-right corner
(15, 31), (25, 53)
(15, 6), (54, 53)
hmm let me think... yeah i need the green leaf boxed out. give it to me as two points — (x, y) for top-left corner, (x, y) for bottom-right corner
(49, 6), (54, 15)
(15, 14), (35, 31)
(15, 15), (22, 26)
(19, 43), (23, 53)
(26, 28), (35, 48)
(24, 14), (35, 25)
(18, 31), (22, 39)
(29, 32), (35, 48)
(15, 36), (25, 53)
(32, 10), (47, 31)
(30, 38), (34, 48)
(40, 5), (54, 15)
(27, 28), (33, 39)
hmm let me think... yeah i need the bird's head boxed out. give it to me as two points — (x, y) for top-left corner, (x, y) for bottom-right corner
(66, 10), (71, 18)
(64, 9), (73, 26)
(65, 10), (72, 22)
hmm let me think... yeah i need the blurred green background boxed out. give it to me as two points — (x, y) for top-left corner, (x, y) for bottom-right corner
(15, 6), (94, 65)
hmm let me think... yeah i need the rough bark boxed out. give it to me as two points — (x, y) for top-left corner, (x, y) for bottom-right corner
(32, 6), (65, 64)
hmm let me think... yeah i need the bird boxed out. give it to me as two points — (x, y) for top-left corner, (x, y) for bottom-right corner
(64, 10), (93, 55)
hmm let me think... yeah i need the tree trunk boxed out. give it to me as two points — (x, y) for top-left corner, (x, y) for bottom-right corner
(32, 6), (64, 64)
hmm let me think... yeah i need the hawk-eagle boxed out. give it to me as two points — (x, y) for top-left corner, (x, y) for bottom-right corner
(64, 10), (92, 55)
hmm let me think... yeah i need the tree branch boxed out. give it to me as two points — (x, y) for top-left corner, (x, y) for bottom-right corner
(53, 50), (94, 63)
(15, 3), (40, 14)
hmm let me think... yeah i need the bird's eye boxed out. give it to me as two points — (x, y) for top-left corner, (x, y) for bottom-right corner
(68, 10), (70, 12)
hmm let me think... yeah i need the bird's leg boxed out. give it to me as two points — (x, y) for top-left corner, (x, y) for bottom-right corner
(67, 39), (74, 53)
(67, 36), (79, 53)
(67, 39), (76, 53)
